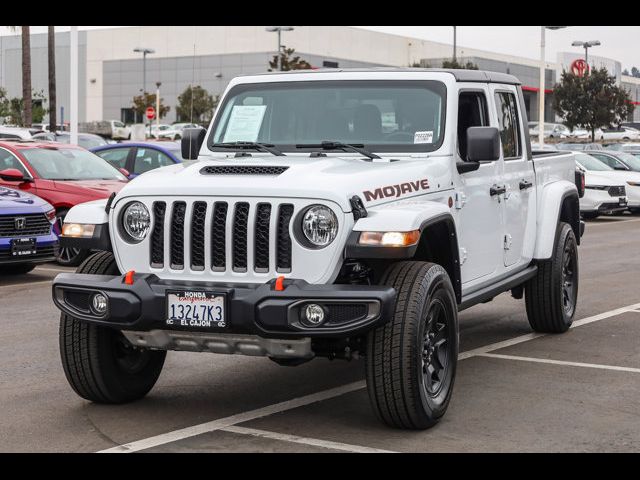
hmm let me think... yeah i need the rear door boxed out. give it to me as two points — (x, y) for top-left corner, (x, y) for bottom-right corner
(490, 85), (536, 269)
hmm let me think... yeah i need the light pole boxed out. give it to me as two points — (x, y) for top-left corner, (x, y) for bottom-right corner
(452, 26), (457, 63)
(133, 47), (155, 122)
(571, 40), (601, 66)
(539, 26), (568, 146)
(155, 81), (161, 136)
(266, 26), (294, 71)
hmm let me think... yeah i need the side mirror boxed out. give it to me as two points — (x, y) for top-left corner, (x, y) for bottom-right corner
(0, 168), (27, 182)
(118, 167), (131, 178)
(181, 128), (207, 160)
(467, 127), (501, 162)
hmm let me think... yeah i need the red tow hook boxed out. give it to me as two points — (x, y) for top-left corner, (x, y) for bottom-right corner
(274, 275), (286, 291)
(124, 270), (136, 285)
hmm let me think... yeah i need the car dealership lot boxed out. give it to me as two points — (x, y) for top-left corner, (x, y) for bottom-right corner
(1, 215), (640, 453)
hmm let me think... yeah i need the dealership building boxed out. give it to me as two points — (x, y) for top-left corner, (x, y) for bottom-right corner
(1, 25), (639, 124)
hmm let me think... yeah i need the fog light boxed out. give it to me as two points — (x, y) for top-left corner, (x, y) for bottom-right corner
(91, 293), (108, 316)
(301, 303), (326, 327)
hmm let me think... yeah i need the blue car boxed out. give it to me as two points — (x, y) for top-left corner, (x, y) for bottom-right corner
(91, 141), (184, 179)
(0, 186), (58, 274)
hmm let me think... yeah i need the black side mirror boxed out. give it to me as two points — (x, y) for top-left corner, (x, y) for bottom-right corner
(467, 127), (501, 162)
(181, 128), (207, 160)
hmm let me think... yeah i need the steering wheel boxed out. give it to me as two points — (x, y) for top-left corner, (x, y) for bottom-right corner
(385, 132), (414, 142)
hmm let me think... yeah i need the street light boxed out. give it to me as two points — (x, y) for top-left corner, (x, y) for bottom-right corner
(265, 26), (294, 71)
(571, 40), (601, 66)
(155, 81), (162, 136)
(539, 26), (568, 146)
(452, 26), (457, 63)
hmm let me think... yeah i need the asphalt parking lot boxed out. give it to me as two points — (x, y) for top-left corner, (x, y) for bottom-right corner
(1, 216), (640, 452)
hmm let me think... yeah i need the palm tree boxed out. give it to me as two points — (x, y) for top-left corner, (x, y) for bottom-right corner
(48, 26), (56, 132)
(9, 26), (32, 127)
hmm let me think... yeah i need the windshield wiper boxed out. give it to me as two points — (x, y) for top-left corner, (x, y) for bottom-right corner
(295, 141), (380, 160)
(211, 142), (285, 156)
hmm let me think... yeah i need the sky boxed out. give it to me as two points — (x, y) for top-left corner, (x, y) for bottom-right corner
(2, 26), (639, 71)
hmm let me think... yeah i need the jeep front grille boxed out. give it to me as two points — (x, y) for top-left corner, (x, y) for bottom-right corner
(150, 200), (295, 274)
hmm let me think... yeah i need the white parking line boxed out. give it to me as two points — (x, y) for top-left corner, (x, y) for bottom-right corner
(99, 381), (366, 453)
(0, 280), (51, 290)
(479, 353), (640, 374)
(222, 425), (396, 453)
(585, 218), (640, 227)
(99, 301), (640, 453)
(34, 267), (73, 273)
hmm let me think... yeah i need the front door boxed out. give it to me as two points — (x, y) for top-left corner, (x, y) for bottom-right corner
(490, 86), (536, 268)
(455, 87), (505, 284)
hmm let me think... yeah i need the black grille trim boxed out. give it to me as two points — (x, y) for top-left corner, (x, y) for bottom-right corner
(254, 203), (271, 272)
(232, 202), (250, 272)
(276, 204), (294, 272)
(211, 202), (228, 271)
(190, 202), (207, 270)
(170, 202), (186, 270)
(150, 202), (166, 268)
(200, 166), (289, 176)
(608, 186), (626, 197)
(0, 213), (51, 238)
(325, 303), (369, 325)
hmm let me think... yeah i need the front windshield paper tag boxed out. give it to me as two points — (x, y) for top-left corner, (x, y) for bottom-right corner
(414, 131), (434, 144)
(223, 105), (267, 142)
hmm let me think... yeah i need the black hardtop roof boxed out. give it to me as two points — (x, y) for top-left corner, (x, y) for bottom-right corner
(247, 67), (521, 85)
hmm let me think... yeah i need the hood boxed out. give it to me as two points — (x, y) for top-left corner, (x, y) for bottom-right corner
(53, 179), (127, 196)
(586, 169), (640, 185)
(0, 186), (52, 212)
(115, 153), (454, 211)
(584, 171), (627, 187)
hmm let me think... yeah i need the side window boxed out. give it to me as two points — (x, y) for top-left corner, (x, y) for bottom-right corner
(96, 148), (131, 169)
(134, 149), (175, 175)
(592, 154), (614, 168)
(0, 133), (21, 140)
(457, 91), (489, 160)
(0, 148), (28, 175)
(494, 91), (522, 159)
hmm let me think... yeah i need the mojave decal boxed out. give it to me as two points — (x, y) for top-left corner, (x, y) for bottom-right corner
(363, 179), (430, 202)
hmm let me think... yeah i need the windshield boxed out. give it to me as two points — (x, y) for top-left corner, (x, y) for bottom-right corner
(21, 148), (127, 181)
(575, 153), (614, 171)
(209, 80), (447, 153)
(615, 152), (640, 170)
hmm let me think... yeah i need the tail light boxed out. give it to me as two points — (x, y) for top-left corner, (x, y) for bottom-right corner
(575, 169), (585, 198)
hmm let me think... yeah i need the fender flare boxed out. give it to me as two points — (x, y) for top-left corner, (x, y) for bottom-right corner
(533, 180), (580, 260)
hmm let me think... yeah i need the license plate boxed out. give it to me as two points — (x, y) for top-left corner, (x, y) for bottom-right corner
(166, 291), (226, 330)
(10, 238), (36, 257)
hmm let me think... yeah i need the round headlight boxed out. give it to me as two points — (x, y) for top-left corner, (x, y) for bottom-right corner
(122, 202), (150, 242)
(301, 205), (338, 247)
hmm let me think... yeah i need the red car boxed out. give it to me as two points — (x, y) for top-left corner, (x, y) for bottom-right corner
(0, 140), (128, 265)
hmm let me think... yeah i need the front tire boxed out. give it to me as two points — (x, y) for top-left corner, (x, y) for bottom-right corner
(525, 222), (579, 333)
(59, 251), (166, 403)
(366, 262), (459, 429)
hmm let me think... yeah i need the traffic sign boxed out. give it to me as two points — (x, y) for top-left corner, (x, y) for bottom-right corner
(571, 59), (589, 77)
(145, 106), (156, 120)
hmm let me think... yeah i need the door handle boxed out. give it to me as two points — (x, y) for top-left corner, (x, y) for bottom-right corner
(519, 180), (533, 190)
(490, 185), (506, 196)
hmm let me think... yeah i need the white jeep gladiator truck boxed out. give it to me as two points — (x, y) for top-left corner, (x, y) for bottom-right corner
(53, 69), (584, 429)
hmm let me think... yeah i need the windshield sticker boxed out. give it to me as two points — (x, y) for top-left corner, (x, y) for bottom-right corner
(363, 179), (430, 202)
(414, 131), (434, 144)
(223, 105), (267, 143)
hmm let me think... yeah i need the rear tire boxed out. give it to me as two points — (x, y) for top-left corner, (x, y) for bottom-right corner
(59, 251), (166, 403)
(366, 261), (458, 429)
(525, 222), (579, 333)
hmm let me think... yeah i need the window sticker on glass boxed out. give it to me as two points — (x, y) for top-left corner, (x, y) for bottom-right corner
(222, 105), (267, 142)
(414, 131), (433, 144)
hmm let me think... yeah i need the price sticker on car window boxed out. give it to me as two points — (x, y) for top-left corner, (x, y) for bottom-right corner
(223, 105), (267, 143)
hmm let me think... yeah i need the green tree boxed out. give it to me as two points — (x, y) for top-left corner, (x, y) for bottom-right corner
(132, 92), (170, 121)
(442, 59), (479, 70)
(176, 85), (218, 124)
(553, 67), (635, 141)
(0, 87), (10, 120)
(268, 47), (312, 71)
(7, 90), (47, 126)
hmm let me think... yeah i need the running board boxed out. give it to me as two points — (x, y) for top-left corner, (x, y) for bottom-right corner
(459, 265), (538, 311)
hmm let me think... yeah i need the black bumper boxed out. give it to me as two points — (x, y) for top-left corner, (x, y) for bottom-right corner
(52, 273), (397, 339)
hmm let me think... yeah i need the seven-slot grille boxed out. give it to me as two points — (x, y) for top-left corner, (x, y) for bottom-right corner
(608, 186), (626, 197)
(149, 200), (295, 274)
(0, 214), (51, 238)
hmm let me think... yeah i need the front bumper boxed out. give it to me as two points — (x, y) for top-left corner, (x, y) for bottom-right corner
(52, 273), (396, 340)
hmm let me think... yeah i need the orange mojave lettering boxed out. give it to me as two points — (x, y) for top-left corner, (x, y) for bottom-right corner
(363, 179), (430, 202)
